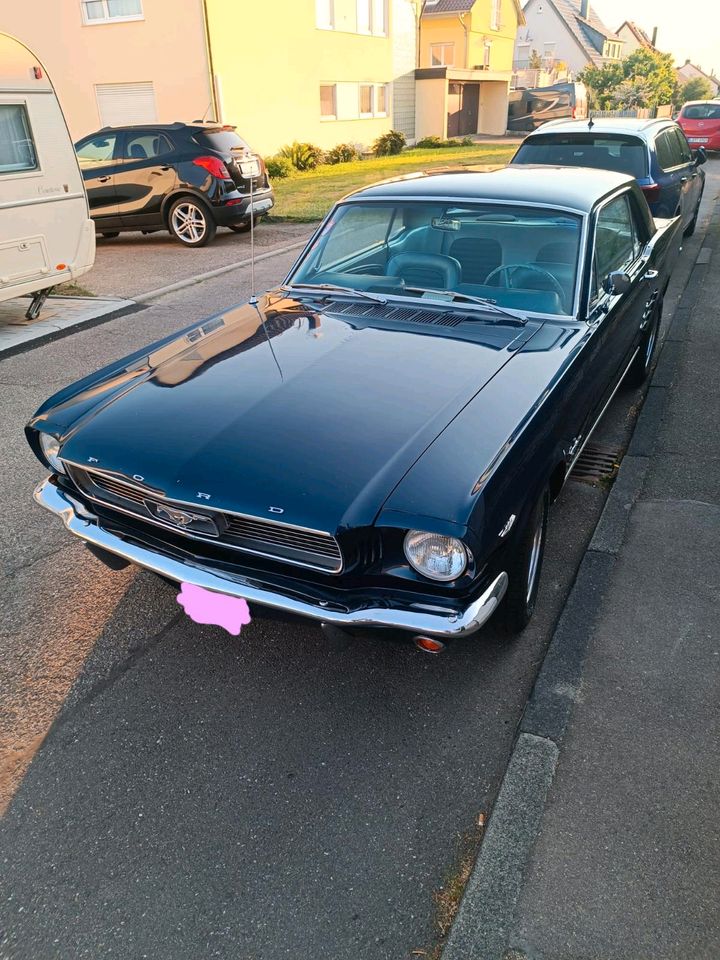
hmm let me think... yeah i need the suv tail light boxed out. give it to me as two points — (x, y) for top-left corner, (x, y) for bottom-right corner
(193, 156), (230, 179)
(641, 183), (661, 203)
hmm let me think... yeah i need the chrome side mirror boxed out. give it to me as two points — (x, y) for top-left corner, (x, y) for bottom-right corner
(605, 271), (631, 295)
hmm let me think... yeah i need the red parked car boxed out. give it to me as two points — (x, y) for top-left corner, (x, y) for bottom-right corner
(677, 100), (720, 152)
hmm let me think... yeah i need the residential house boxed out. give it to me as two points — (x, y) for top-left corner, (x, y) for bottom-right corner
(415, 0), (525, 138)
(3, 1), (419, 153)
(675, 60), (720, 97)
(1, 0), (213, 141)
(515, 0), (624, 78)
(615, 21), (658, 56)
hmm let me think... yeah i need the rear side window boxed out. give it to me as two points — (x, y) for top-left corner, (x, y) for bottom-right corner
(514, 134), (648, 179)
(194, 128), (251, 154)
(671, 127), (693, 164)
(0, 104), (38, 174)
(655, 130), (685, 170)
(681, 103), (720, 120)
(595, 195), (639, 285)
(76, 133), (118, 166)
(124, 132), (174, 160)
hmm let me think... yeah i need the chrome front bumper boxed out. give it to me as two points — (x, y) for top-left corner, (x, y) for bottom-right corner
(34, 478), (508, 638)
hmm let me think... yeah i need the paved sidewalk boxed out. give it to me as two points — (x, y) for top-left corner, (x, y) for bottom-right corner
(444, 202), (720, 960)
(0, 296), (135, 357)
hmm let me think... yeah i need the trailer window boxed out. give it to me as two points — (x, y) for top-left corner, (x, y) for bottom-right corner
(0, 105), (38, 174)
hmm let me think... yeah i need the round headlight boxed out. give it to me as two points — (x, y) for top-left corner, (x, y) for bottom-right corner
(39, 433), (66, 474)
(404, 530), (468, 582)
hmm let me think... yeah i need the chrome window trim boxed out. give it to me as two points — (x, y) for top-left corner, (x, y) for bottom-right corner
(62, 461), (344, 575)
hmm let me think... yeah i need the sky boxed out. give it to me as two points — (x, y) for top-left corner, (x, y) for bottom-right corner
(591, 0), (720, 77)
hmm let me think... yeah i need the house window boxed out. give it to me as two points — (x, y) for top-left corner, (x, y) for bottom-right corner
(82, 0), (143, 24)
(320, 84), (337, 119)
(316, 0), (334, 29)
(376, 84), (388, 116)
(95, 81), (157, 126)
(543, 42), (556, 59)
(491, 0), (501, 31)
(483, 41), (492, 69)
(357, 0), (372, 33)
(431, 42), (455, 66)
(359, 84), (374, 117)
(372, 0), (387, 35)
(0, 104), (38, 174)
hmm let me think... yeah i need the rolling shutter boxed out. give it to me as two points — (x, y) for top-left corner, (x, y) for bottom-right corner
(95, 82), (157, 126)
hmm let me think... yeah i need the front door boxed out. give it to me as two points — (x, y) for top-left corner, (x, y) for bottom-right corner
(447, 83), (480, 137)
(115, 130), (178, 228)
(75, 131), (122, 224)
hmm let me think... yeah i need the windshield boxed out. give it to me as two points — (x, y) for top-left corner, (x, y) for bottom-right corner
(514, 133), (648, 180)
(288, 201), (583, 316)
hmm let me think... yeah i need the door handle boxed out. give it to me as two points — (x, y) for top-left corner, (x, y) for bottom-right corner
(97, 176), (111, 183)
(680, 176), (689, 183)
(643, 269), (659, 280)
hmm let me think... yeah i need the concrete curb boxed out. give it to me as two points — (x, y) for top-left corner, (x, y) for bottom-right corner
(133, 237), (310, 302)
(442, 198), (719, 960)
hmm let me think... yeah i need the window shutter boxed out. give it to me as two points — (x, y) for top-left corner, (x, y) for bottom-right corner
(95, 82), (157, 127)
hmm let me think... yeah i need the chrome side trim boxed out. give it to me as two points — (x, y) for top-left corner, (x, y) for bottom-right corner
(565, 346), (640, 481)
(34, 479), (507, 639)
(0, 192), (85, 211)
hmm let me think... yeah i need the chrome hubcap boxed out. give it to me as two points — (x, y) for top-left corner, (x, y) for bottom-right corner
(526, 514), (544, 606)
(171, 202), (206, 243)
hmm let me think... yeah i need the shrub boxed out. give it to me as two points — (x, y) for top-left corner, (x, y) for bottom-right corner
(415, 135), (446, 148)
(264, 155), (292, 179)
(325, 142), (360, 165)
(460, 136), (474, 146)
(372, 130), (406, 156)
(279, 141), (325, 171)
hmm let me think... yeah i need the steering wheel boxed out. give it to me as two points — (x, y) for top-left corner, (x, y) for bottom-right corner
(485, 263), (566, 309)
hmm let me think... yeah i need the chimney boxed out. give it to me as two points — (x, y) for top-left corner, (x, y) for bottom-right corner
(651, 25), (657, 47)
(580, 0), (589, 19)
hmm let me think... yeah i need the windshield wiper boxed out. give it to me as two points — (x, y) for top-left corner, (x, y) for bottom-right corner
(401, 287), (527, 325)
(281, 283), (388, 305)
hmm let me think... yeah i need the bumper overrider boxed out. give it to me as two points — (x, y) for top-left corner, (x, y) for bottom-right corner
(34, 478), (508, 639)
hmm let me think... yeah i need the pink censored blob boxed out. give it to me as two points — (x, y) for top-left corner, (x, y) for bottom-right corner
(177, 583), (252, 636)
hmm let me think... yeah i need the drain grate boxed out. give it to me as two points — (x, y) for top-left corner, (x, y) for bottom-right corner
(570, 443), (621, 484)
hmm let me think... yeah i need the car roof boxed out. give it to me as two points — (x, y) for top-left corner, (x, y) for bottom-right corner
(344, 165), (634, 214)
(93, 122), (237, 132)
(525, 117), (674, 138)
(680, 99), (720, 107)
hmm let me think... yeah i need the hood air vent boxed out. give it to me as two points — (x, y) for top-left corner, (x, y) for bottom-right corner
(327, 300), (464, 327)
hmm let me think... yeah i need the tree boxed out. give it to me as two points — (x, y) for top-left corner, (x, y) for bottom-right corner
(677, 76), (715, 105)
(579, 49), (678, 109)
(529, 49), (542, 69)
(612, 79), (653, 109)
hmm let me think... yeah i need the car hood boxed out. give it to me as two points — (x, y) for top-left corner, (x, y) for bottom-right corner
(57, 295), (542, 533)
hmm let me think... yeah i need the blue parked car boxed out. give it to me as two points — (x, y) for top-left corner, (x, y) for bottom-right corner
(511, 117), (706, 236)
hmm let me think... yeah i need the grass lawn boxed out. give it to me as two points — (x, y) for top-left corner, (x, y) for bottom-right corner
(268, 143), (516, 222)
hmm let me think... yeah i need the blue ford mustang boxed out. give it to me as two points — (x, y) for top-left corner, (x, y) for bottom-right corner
(27, 167), (680, 651)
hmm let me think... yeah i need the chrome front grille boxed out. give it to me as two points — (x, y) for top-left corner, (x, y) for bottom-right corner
(66, 465), (343, 573)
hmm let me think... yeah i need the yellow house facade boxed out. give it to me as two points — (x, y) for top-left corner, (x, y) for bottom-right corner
(416, 0), (524, 138)
(205, 0), (415, 156)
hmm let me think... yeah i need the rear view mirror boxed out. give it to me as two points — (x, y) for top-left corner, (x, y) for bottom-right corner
(694, 146), (707, 166)
(605, 271), (631, 295)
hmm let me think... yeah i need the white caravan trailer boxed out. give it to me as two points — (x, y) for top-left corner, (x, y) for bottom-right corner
(0, 33), (94, 319)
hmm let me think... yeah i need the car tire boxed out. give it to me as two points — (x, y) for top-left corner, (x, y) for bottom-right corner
(501, 488), (549, 634)
(228, 215), (262, 234)
(100, 232), (120, 239)
(168, 198), (216, 248)
(626, 307), (660, 387)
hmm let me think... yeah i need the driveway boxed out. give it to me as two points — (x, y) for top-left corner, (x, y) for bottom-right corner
(84, 221), (315, 300)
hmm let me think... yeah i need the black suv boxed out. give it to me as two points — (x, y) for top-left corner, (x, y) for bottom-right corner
(75, 122), (274, 247)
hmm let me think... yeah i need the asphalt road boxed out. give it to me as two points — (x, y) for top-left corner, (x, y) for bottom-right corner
(0, 166), (717, 960)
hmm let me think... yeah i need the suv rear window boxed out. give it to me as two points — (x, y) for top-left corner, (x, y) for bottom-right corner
(514, 133), (648, 179)
(194, 128), (251, 153)
(681, 103), (720, 120)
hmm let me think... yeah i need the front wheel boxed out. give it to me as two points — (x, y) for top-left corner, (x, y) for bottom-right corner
(168, 198), (216, 247)
(501, 489), (549, 634)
